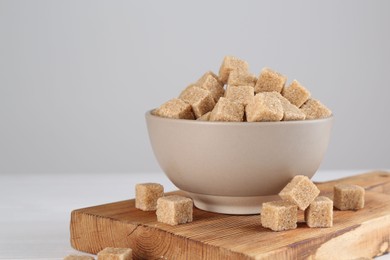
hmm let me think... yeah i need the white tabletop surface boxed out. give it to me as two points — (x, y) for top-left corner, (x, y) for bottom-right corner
(0, 170), (389, 260)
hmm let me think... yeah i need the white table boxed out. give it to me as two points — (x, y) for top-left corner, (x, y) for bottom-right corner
(0, 171), (389, 259)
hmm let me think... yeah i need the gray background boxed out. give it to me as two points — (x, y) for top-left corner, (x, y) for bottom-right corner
(1, 0), (389, 174)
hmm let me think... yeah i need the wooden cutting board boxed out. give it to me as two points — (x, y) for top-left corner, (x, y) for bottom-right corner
(70, 171), (390, 259)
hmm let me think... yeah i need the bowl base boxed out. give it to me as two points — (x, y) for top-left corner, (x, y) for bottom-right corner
(187, 192), (280, 215)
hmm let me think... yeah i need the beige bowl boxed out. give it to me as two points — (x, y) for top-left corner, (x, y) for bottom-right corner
(146, 111), (333, 214)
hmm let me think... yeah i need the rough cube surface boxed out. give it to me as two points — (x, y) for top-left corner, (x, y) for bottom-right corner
(135, 183), (164, 211)
(196, 72), (225, 102)
(209, 97), (245, 122)
(282, 80), (311, 107)
(300, 98), (332, 120)
(279, 175), (320, 210)
(334, 184), (365, 210)
(254, 68), (287, 93)
(153, 98), (194, 120)
(305, 196), (333, 228)
(197, 111), (211, 121)
(156, 195), (193, 225)
(245, 92), (283, 122)
(179, 85), (216, 118)
(64, 256), (94, 260)
(274, 92), (306, 121)
(97, 247), (132, 260)
(261, 200), (298, 231)
(227, 70), (257, 88)
(199, 70), (222, 85)
(224, 85), (255, 106)
(218, 56), (249, 84)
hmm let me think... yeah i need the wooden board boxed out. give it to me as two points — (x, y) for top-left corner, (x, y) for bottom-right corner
(70, 171), (390, 259)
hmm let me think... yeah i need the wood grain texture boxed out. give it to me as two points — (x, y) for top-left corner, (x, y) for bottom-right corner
(70, 171), (390, 259)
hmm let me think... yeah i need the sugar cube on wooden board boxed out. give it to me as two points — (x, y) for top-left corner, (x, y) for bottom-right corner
(334, 184), (365, 210)
(279, 175), (320, 210)
(261, 200), (298, 231)
(135, 183), (164, 211)
(156, 195), (193, 225)
(305, 196), (333, 228)
(97, 247), (132, 260)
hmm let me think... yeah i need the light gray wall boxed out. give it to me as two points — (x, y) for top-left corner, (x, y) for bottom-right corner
(1, 0), (389, 174)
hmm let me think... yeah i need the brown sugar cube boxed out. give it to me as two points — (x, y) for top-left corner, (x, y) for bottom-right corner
(305, 196), (333, 228)
(156, 195), (193, 225)
(196, 71), (225, 102)
(218, 56), (249, 84)
(197, 111), (211, 121)
(135, 183), (164, 211)
(97, 247), (132, 260)
(199, 70), (223, 85)
(224, 85), (255, 106)
(254, 67), (287, 93)
(209, 70), (223, 83)
(300, 98), (332, 120)
(279, 175), (320, 210)
(274, 92), (306, 121)
(261, 200), (298, 231)
(153, 98), (195, 120)
(227, 70), (257, 88)
(179, 85), (216, 118)
(282, 80), (311, 107)
(209, 97), (245, 122)
(64, 255), (95, 260)
(245, 92), (283, 122)
(334, 184), (365, 210)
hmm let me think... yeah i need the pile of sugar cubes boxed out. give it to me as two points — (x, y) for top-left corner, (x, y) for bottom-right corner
(261, 176), (365, 231)
(153, 56), (332, 122)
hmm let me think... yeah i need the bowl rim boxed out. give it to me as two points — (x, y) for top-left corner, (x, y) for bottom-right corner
(146, 110), (334, 126)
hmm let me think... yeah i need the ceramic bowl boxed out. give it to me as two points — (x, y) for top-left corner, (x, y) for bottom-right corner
(146, 111), (333, 214)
